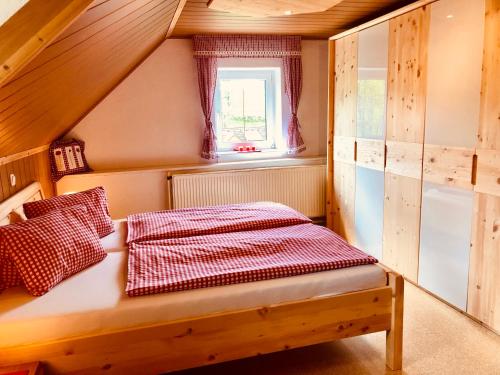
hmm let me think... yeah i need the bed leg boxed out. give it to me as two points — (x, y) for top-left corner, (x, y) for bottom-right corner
(386, 272), (404, 371)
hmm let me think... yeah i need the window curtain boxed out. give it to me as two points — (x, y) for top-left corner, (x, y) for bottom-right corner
(195, 56), (218, 160)
(193, 35), (306, 160)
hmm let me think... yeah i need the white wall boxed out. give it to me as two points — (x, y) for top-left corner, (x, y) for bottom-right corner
(69, 39), (328, 170)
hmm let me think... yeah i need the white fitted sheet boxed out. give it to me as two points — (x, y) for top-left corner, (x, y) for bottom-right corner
(0, 221), (387, 347)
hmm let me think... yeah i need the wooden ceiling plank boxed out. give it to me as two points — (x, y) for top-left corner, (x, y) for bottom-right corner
(0, 0), (94, 86)
(166, 0), (188, 38)
(0, 0), (171, 104)
(0, 5), (175, 153)
(0, 5), (174, 143)
(0, 0), (169, 101)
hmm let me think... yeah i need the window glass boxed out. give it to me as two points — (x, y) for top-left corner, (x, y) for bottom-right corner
(215, 68), (281, 151)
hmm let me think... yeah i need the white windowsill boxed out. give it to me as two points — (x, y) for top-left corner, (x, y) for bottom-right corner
(217, 149), (288, 162)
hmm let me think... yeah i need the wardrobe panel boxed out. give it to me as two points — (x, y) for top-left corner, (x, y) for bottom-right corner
(419, 182), (474, 310)
(468, 193), (500, 332)
(334, 34), (358, 138)
(354, 166), (384, 260)
(477, 0), (500, 150)
(425, 0), (485, 148)
(357, 21), (388, 140)
(386, 6), (429, 143)
(383, 173), (421, 282)
(333, 161), (356, 243)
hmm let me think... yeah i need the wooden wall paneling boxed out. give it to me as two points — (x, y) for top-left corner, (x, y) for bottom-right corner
(468, 193), (500, 332)
(0, 0), (181, 157)
(326, 40), (335, 230)
(0, 0), (94, 85)
(333, 161), (356, 242)
(477, 0), (500, 150)
(422, 146), (475, 190)
(333, 136), (356, 164)
(385, 141), (423, 180)
(173, 0), (412, 39)
(383, 173), (421, 282)
(356, 138), (385, 171)
(0, 151), (53, 202)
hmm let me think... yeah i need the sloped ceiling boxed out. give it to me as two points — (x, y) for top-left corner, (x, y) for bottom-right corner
(0, 0), (412, 158)
(0, 0), (183, 157)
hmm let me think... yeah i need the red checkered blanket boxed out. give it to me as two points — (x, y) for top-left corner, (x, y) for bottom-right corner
(127, 202), (312, 243)
(126, 223), (377, 297)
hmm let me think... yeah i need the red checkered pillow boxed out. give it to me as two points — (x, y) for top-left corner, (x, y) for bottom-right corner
(1, 205), (107, 296)
(0, 258), (22, 291)
(23, 186), (114, 238)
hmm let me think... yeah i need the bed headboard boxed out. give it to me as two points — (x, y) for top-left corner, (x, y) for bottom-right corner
(0, 182), (44, 226)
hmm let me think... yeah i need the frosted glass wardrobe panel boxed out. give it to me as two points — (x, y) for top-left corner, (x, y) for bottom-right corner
(419, 183), (474, 310)
(357, 21), (388, 140)
(354, 167), (384, 260)
(425, 0), (484, 147)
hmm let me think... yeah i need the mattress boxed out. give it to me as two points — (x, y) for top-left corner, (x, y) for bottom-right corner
(0, 220), (387, 348)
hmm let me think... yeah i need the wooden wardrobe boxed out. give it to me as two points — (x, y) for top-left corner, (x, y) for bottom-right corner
(327, 0), (499, 333)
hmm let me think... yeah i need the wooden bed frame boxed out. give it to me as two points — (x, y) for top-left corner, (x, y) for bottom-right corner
(0, 182), (404, 374)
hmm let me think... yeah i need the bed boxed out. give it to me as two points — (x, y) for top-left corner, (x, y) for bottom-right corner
(0, 182), (403, 374)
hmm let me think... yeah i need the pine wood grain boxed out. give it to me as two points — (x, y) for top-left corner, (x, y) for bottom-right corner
(382, 173), (421, 283)
(477, 0), (500, 150)
(333, 161), (356, 242)
(356, 138), (385, 171)
(422, 145), (474, 190)
(334, 33), (358, 137)
(468, 193), (500, 332)
(386, 6), (429, 143)
(1, 285), (394, 374)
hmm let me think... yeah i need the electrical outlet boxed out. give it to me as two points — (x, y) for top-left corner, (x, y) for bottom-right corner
(9, 173), (16, 187)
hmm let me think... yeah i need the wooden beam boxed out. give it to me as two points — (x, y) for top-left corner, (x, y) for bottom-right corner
(165, 0), (187, 38)
(0, 0), (93, 86)
(0, 145), (49, 167)
(329, 0), (438, 40)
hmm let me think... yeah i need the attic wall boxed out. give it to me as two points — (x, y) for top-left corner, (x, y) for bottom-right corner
(0, 151), (53, 201)
(69, 39), (328, 170)
(0, 0), (182, 157)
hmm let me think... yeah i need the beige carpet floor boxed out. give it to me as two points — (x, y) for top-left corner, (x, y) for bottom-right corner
(173, 282), (500, 375)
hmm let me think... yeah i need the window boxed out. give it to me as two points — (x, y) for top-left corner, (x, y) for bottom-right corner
(214, 68), (282, 152)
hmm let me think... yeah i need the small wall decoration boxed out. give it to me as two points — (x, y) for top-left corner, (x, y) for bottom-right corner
(49, 139), (91, 182)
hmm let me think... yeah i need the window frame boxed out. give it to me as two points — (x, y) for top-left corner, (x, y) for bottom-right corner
(214, 67), (282, 152)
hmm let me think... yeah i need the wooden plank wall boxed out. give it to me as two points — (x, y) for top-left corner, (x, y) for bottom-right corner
(467, 0), (500, 333)
(331, 33), (358, 243)
(382, 6), (429, 283)
(0, 151), (53, 202)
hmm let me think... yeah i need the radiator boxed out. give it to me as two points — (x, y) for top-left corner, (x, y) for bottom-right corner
(170, 165), (326, 218)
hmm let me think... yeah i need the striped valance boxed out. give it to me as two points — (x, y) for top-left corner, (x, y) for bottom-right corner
(193, 35), (301, 58)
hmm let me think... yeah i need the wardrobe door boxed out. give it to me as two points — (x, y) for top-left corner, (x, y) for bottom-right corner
(419, 0), (485, 309)
(354, 22), (388, 259)
(332, 34), (358, 243)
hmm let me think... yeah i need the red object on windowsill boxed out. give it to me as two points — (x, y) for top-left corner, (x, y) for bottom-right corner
(233, 145), (259, 153)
